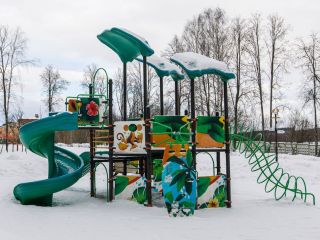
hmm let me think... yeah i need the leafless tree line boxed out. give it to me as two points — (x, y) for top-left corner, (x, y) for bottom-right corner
(158, 7), (319, 155)
(104, 7), (320, 155)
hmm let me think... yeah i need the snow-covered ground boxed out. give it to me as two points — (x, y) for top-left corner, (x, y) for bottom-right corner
(0, 145), (319, 240)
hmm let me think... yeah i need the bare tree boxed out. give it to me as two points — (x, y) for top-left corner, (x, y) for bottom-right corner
(295, 33), (320, 156)
(245, 13), (267, 145)
(0, 25), (36, 151)
(113, 62), (158, 119)
(40, 65), (70, 112)
(162, 35), (190, 115)
(113, 68), (124, 119)
(80, 63), (107, 95)
(163, 7), (233, 116)
(229, 16), (252, 129)
(265, 13), (292, 128)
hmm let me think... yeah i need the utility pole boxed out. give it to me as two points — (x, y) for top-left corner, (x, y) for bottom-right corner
(272, 109), (280, 161)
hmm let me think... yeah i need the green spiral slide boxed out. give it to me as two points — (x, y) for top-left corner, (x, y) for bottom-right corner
(13, 112), (84, 206)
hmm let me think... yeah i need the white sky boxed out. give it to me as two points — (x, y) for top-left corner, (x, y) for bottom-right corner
(0, 0), (319, 123)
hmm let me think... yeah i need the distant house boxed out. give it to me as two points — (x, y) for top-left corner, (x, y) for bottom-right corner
(0, 117), (39, 143)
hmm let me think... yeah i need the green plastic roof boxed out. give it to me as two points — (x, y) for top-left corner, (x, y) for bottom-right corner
(97, 28), (154, 63)
(135, 55), (184, 81)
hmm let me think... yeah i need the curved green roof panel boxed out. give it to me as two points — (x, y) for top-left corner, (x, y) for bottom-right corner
(135, 55), (184, 81)
(97, 28), (154, 63)
(170, 52), (235, 82)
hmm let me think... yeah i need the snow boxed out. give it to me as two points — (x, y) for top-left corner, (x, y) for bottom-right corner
(6, 154), (20, 160)
(117, 28), (152, 49)
(171, 52), (232, 73)
(136, 55), (184, 80)
(0, 145), (319, 240)
(170, 52), (235, 80)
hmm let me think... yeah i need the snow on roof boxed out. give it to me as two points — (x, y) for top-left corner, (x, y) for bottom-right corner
(170, 52), (235, 81)
(19, 117), (38, 120)
(118, 28), (152, 49)
(135, 55), (184, 81)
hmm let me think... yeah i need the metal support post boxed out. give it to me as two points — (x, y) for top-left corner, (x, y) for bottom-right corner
(160, 77), (164, 115)
(275, 115), (278, 162)
(108, 80), (114, 202)
(143, 56), (147, 119)
(216, 152), (221, 175)
(190, 78), (196, 171)
(145, 106), (152, 206)
(89, 84), (95, 197)
(123, 63), (127, 121)
(175, 80), (179, 115)
(223, 81), (231, 208)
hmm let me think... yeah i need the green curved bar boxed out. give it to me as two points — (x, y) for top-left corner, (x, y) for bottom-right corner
(229, 122), (315, 205)
(97, 28), (154, 63)
(135, 55), (184, 81)
(170, 52), (235, 81)
(13, 112), (84, 206)
(92, 68), (109, 97)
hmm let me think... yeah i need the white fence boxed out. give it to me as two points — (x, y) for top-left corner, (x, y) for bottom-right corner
(238, 142), (319, 156)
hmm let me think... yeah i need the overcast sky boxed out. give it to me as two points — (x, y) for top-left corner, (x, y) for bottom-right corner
(0, 0), (319, 123)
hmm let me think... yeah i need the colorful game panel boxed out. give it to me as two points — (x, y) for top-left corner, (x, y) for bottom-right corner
(197, 116), (225, 148)
(114, 121), (145, 153)
(115, 176), (147, 204)
(162, 144), (196, 217)
(68, 99), (79, 112)
(151, 116), (190, 148)
(78, 97), (104, 123)
(197, 175), (226, 208)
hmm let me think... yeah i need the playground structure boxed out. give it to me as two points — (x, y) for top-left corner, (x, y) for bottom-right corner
(14, 28), (315, 215)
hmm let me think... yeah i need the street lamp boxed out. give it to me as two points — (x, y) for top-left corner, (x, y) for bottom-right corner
(272, 109), (280, 162)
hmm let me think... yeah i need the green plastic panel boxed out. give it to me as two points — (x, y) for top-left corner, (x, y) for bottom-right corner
(97, 28), (154, 63)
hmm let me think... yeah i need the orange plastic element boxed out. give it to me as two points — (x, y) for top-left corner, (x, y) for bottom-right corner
(137, 124), (142, 131)
(198, 176), (220, 185)
(151, 131), (175, 148)
(123, 125), (129, 131)
(197, 132), (224, 148)
(68, 99), (77, 112)
(162, 144), (190, 165)
(68, 99), (82, 112)
(127, 176), (141, 185)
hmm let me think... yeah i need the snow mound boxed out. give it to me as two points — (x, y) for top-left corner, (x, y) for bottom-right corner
(6, 154), (20, 160)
